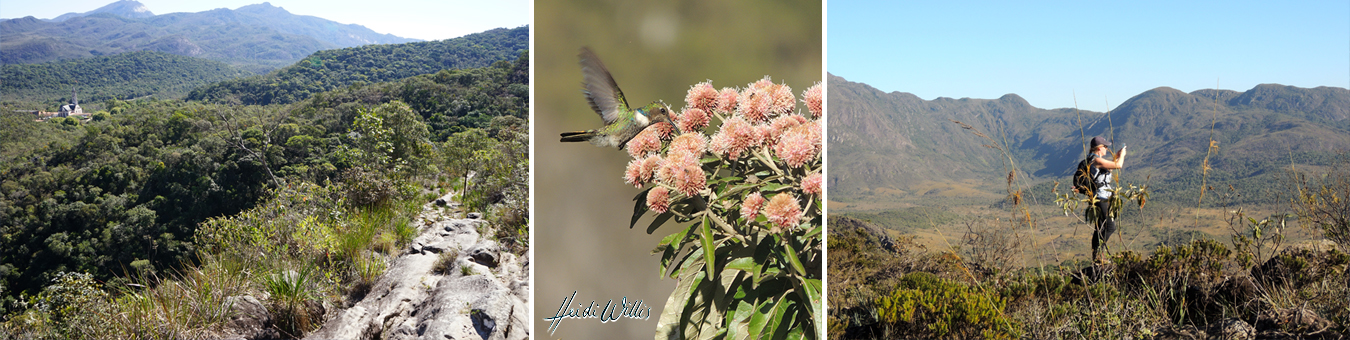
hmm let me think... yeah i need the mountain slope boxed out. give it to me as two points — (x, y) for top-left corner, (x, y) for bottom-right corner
(0, 1), (416, 68)
(828, 74), (1350, 203)
(187, 26), (528, 105)
(1, 51), (252, 105)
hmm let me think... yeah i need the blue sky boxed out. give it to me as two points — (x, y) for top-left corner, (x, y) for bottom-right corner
(829, 1), (1350, 112)
(1, 0), (527, 41)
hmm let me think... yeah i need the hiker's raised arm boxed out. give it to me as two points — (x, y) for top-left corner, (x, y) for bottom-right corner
(1095, 150), (1125, 169)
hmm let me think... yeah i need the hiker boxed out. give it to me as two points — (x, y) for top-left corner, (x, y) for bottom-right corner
(1079, 136), (1127, 264)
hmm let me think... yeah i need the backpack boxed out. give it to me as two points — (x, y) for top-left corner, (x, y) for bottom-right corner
(1072, 153), (1099, 195)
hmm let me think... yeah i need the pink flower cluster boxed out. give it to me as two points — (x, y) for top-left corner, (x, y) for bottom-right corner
(624, 155), (663, 188)
(803, 82), (823, 119)
(741, 192), (766, 218)
(634, 78), (823, 222)
(802, 171), (822, 196)
(656, 132), (709, 197)
(626, 122), (675, 158)
(741, 191), (805, 229)
(709, 116), (761, 160)
(685, 81), (719, 113)
(677, 108), (710, 133)
(763, 193), (803, 228)
(647, 186), (671, 214)
(773, 120), (821, 168)
(690, 78), (822, 167)
(716, 88), (739, 114)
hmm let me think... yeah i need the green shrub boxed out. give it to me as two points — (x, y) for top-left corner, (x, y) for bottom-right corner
(263, 265), (320, 337)
(874, 272), (1019, 339)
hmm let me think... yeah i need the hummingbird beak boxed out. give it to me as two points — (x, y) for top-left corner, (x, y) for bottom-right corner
(663, 107), (682, 134)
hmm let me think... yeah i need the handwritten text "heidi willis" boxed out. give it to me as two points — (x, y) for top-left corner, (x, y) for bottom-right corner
(544, 291), (652, 334)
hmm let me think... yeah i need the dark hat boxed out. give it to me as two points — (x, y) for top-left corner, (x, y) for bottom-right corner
(1091, 136), (1111, 148)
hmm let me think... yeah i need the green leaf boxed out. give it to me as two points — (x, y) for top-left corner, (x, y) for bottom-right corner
(779, 235), (808, 278)
(748, 291), (784, 338)
(653, 221), (692, 254)
(710, 176), (744, 185)
(723, 183), (760, 198)
(756, 289), (800, 339)
(771, 299), (801, 340)
(725, 298), (756, 340)
(700, 216), (717, 284)
(800, 224), (822, 240)
(725, 257), (760, 273)
(656, 266), (706, 339)
(664, 239), (702, 279)
(758, 267), (784, 285)
(760, 182), (790, 192)
(798, 278), (823, 339)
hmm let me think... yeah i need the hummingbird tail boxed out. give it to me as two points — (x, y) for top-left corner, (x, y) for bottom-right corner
(559, 130), (594, 143)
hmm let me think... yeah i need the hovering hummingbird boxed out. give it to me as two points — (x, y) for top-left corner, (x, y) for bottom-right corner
(560, 47), (676, 149)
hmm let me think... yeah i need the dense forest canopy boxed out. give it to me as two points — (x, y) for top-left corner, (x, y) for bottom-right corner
(0, 51), (528, 309)
(187, 26), (528, 106)
(1, 51), (253, 106)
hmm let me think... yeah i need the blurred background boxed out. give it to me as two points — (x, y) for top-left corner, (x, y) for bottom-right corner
(534, 0), (821, 337)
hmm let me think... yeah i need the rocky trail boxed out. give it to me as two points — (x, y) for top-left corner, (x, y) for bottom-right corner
(302, 192), (531, 340)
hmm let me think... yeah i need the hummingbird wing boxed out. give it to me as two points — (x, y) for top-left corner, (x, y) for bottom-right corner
(579, 47), (629, 125)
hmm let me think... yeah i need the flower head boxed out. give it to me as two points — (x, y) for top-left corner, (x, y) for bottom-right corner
(737, 87), (773, 124)
(709, 116), (761, 160)
(748, 77), (774, 92)
(624, 155), (663, 188)
(676, 108), (710, 133)
(626, 123), (666, 158)
(657, 149), (707, 197)
(741, 192), (766, 219)
(647, 187), (671, 214)
(802, 171), (822, 196)
(768, 83), (795, 115)
(765, 114), (808, 145)
(803, 82), (823, 118)
(669, 132), (708, 160)
(685, 81), (719, 113)
(716, 87), (739, 114)
(773, 121), (821, 168)
(651, 121), (676, 140)
(763, 193), (803, 228)
(662, 161), (706, 197)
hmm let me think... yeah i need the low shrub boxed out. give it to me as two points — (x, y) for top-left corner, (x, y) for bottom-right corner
(873, 272), (1020, 339)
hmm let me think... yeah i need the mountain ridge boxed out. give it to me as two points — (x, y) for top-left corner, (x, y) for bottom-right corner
(0, 1), (417, 68)
(828, 73), (1350, 204)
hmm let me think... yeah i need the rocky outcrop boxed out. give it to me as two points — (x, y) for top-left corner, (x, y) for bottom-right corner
(304, 204), (530, 340)
(220, 295), (282, 340)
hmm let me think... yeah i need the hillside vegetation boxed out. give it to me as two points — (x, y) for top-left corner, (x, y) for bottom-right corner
(1, 51), (253, 105)
(187, 26), (528, 106)
(0, 51), (528, 338)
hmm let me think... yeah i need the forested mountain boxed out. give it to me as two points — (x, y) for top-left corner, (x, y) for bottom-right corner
(0, 52), (528, 305)
(0, 1), (416, 69)
(829, 73), (1350, 203)
(1, 51), (252, 105)
(187, 26), (528, 105)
